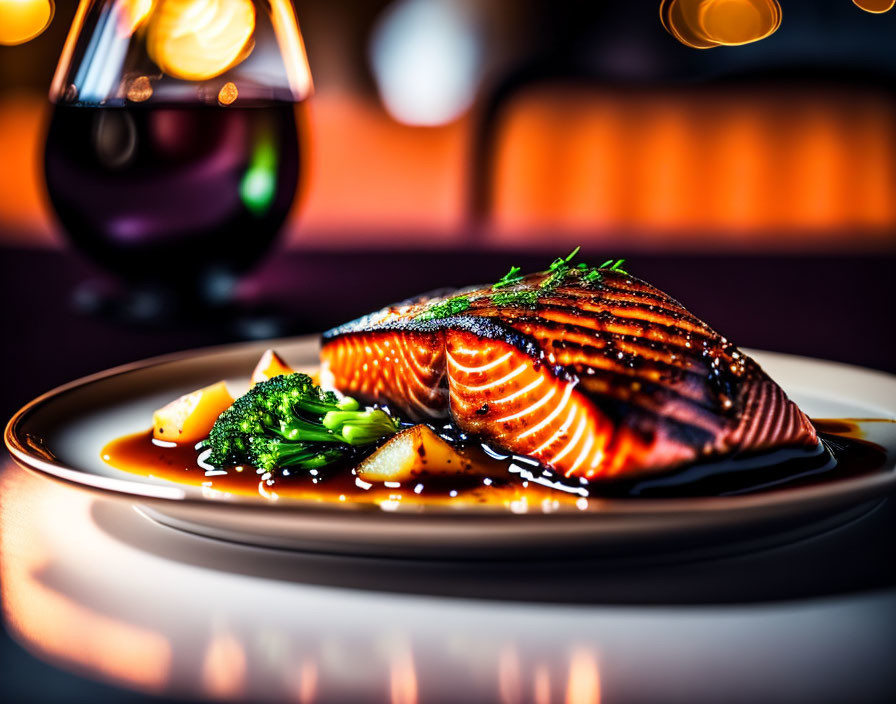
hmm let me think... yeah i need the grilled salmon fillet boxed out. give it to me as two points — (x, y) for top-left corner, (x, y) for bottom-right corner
(320, 270), (817, 479)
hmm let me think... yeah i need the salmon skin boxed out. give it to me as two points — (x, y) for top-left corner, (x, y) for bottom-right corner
(321, 270), (817, 480)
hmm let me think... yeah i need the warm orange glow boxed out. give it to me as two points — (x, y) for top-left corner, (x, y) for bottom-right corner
(660, 0), (781, 49)
(853, 0), (895, 12)
(698, 0), (781, 45)
(533, 664), (552, 704)
(389, 648), (418, 704)
(565, 649), (600, 704)
(127, 75), (154, 102)
(146, 0), (256, 81)
(49, 0), (91, 102)
(0, 467), (172, 690)
(299, 93), (468, 239)
(287, 659), (318, 704)
(270, 0), (313, 100)
(118, 0), (154, 35)
(492, 87), (896, 243)
(0, 0), (54, 45)
(218, 80), (238, 104)
(0, 95), (57, 245)
(660, 0), (716, 48)
(201, 630), (247, 698)
(1, 87), (895, 251)
(498, 646), (522, 704)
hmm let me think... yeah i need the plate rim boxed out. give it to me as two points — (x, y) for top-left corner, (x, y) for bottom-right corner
(5, 337), (896, 521)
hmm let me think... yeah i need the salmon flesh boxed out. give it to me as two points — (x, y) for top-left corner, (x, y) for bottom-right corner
(320, 270), (817, 480)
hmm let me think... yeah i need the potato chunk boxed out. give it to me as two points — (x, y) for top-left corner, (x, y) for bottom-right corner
(152, 381), (234, 444)
(357, 425), (465, 482)
(249, 349), (295, 387)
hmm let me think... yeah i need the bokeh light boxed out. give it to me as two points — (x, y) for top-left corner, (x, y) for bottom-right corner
(853, 0), (895, 12)
(660, 0), (781, 49)
(126, 75), (154, 102)
(217, 80), (238, 105)
(0, 0), (54, 46)
(118, 0), (154, 35)
(146, 0), (256, 81)
(369, 0), (483, 126)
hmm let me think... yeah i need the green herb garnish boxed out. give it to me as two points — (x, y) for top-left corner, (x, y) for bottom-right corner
(415, 295), (471, 322)
(547, 246), (581, 272)
(416, 249), (628, 320)
(492, 265), (523, 290)
(492, 289), (539, 307)
(599, 258), (627, 274)
(539, 246), (581, 292)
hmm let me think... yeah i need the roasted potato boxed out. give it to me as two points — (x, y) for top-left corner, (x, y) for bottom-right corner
(357, 425), (465, 482)
(152, 381), (234, 444)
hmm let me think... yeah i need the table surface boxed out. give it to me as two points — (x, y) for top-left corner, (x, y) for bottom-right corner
(1, 245), (895, 703)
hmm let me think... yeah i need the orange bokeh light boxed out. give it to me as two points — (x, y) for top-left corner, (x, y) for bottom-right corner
(660, 0), (781, 49)
(853, 0), (895, 12)
(0, 0), (54, 46)
(118, 0), (154, 35)
(146, 0), (256, 81)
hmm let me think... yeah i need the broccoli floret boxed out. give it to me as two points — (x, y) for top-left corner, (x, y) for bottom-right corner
(204, 373), (399, 472)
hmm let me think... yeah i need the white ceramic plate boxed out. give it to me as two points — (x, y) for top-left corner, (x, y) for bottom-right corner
(5, 336), (896, 559)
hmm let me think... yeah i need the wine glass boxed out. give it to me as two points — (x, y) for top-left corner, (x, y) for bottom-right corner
(44, 0), (312, 321)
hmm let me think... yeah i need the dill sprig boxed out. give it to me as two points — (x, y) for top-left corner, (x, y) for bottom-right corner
(539, 246), (581, 292)
(492, 289), (539, 307)
(548, 246), (581, 273)
(492, 265), (523, 290)
(415, 295), (470, 322)
(599, 258), (628, 274)
(416, 249), (629, 320)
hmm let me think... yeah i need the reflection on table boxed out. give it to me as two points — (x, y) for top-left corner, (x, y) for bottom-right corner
(2, 461), (895, 703)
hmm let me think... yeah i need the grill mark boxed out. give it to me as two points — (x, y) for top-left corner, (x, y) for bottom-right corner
(561, 352), (722, 414)
(533, 305), (718, 351)
(490, 314), (724, 384)
(543, 291), (710, 334)
(475, 298), (715, 349)
(468, 287), (703, 329)
(513, 320), (715, 382)
(558, 280), (709, 324)
(499, 321), (728, 409)
(575, 373), (725, 442)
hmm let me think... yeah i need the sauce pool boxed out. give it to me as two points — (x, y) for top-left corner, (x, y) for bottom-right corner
(101, 419), (895, 511)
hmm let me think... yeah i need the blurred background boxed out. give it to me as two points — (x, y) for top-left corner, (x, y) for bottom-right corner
(3, 0), (896, 249)
(0, 0), (893, 413)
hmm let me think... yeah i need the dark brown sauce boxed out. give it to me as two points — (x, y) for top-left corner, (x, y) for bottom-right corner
(101, 419), (895, 510)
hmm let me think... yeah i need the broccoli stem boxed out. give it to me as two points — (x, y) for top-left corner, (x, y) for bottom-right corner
(270, 444), (346, 469)
(321, 409), (399, 445)
(290, 394), (360, 416)
(278, 417), (343, 443)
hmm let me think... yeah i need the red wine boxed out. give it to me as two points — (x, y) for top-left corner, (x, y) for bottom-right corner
(44, 102), (304, 286)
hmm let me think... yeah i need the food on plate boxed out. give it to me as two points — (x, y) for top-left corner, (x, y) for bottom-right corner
(250, 348), (295, 387)
(152, 380), (234, 443)
(203, 371), (399, 472)
(357, 424), (471, 482)
(321, 251), (816, 479)
(110, 250), (855, 506)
